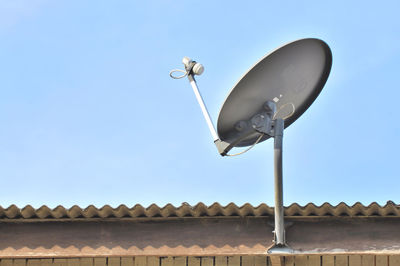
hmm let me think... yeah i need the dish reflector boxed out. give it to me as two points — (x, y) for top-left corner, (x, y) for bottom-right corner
(217, 38), (332, 147)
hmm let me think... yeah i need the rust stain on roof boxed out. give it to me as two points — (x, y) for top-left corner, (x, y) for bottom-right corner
(0, 201), (399, 220)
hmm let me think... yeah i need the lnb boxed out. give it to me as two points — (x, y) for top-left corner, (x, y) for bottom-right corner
(182, 56), (204, 76)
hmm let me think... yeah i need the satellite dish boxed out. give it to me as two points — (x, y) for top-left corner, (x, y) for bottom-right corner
(218, 38), (332, 147)
(170, 38), (332, 253)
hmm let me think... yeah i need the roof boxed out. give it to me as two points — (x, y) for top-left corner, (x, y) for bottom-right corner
(1, 201), (400, 258)
(1, 201), (399, 220)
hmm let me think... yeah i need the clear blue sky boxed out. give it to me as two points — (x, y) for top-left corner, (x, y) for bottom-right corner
(1, 1), (399, 208)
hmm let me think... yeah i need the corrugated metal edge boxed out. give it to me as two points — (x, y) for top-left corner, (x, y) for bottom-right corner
(0, 201), (399, 219)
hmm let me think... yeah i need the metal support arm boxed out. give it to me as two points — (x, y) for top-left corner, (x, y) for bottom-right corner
(273, 118), (285, 246)
(187, 73), (247, 156)
(268, 118), (292, 254)
(187, 74), (219, 142)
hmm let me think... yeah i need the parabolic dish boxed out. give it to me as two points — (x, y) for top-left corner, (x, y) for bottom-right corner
(217, 38), (332, 147)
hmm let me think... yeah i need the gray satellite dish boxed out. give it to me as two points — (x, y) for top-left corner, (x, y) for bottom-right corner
(218, 38), (332, 147)
(170, 38), (332, 252)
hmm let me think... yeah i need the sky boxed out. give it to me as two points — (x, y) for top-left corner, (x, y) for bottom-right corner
(0, 1), (399, 209)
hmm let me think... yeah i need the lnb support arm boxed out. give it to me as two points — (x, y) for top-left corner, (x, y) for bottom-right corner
(187, 74), (220, 142)
(182, 58), (233, 156)
(187, 72), (266, 157)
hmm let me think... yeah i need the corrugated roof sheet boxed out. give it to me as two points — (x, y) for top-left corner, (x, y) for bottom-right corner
(0, 201), (399, 220)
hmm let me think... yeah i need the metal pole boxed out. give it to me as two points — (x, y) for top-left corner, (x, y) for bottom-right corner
(273, 118), (285, 246)
(187, 74), (219, 142)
